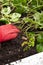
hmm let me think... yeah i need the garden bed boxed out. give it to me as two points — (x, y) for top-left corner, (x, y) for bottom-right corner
(0, 0), (43, 65)
(0, 20), (42, 65)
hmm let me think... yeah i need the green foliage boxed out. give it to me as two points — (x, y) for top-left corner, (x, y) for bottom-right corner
(1, 6), (11, 15)
(12, 0), (29, 13)
(15, 5), (29, 13)
(0, 6), (21, 23)
(36, 33), (43, 52)
(36, 44), (43, 52)
(10, 13), (21, 22)
(33, 12), (43, 28)
(0, 0), (43, 52)
(12, 0), (27, 5)
(21, 32), (35, 51)
(0, 18), (9, 24)
(37, 33), (43, 44)
(31, 0), (43, 8)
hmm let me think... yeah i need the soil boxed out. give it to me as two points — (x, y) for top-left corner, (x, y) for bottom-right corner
(0, 23), (37, 65)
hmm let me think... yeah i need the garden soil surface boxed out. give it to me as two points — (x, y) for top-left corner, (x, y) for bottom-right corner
(0, 23), (37, 65)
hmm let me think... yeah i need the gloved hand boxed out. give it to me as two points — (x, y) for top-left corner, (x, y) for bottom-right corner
(0, 24), (20, 42)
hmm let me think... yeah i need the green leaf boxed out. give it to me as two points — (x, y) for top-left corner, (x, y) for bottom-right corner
(31, 0), (37, 7)
(33, 12), (40, 22)
(28, 32), (35, 47)
(13, 0), (27, 5)
(36, 44), (43, 52)
(0, 17), (10, 24)
(10, 13), (21, 22)
(1, 7), (11, 15)
(23, 17), (29, 23)
(15, 5), (29, 13)
(11, 0), (29, 13)
(33, 12), (43, 28)
(31, 0), (43, 8)
(21, 32), (35, 51)
(37, 33), (43, 44)
(21, 41), (29, 47)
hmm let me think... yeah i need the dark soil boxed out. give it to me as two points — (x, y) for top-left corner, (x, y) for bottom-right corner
(0, 23), (37, 65)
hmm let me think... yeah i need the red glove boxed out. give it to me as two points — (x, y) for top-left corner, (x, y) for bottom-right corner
(0, 24), (20, 43)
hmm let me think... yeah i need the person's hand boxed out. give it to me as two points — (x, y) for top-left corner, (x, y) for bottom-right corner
(0, 24), (20, 43)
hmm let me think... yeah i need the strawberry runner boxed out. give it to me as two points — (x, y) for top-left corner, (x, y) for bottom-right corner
(0, 24), (20, 42)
